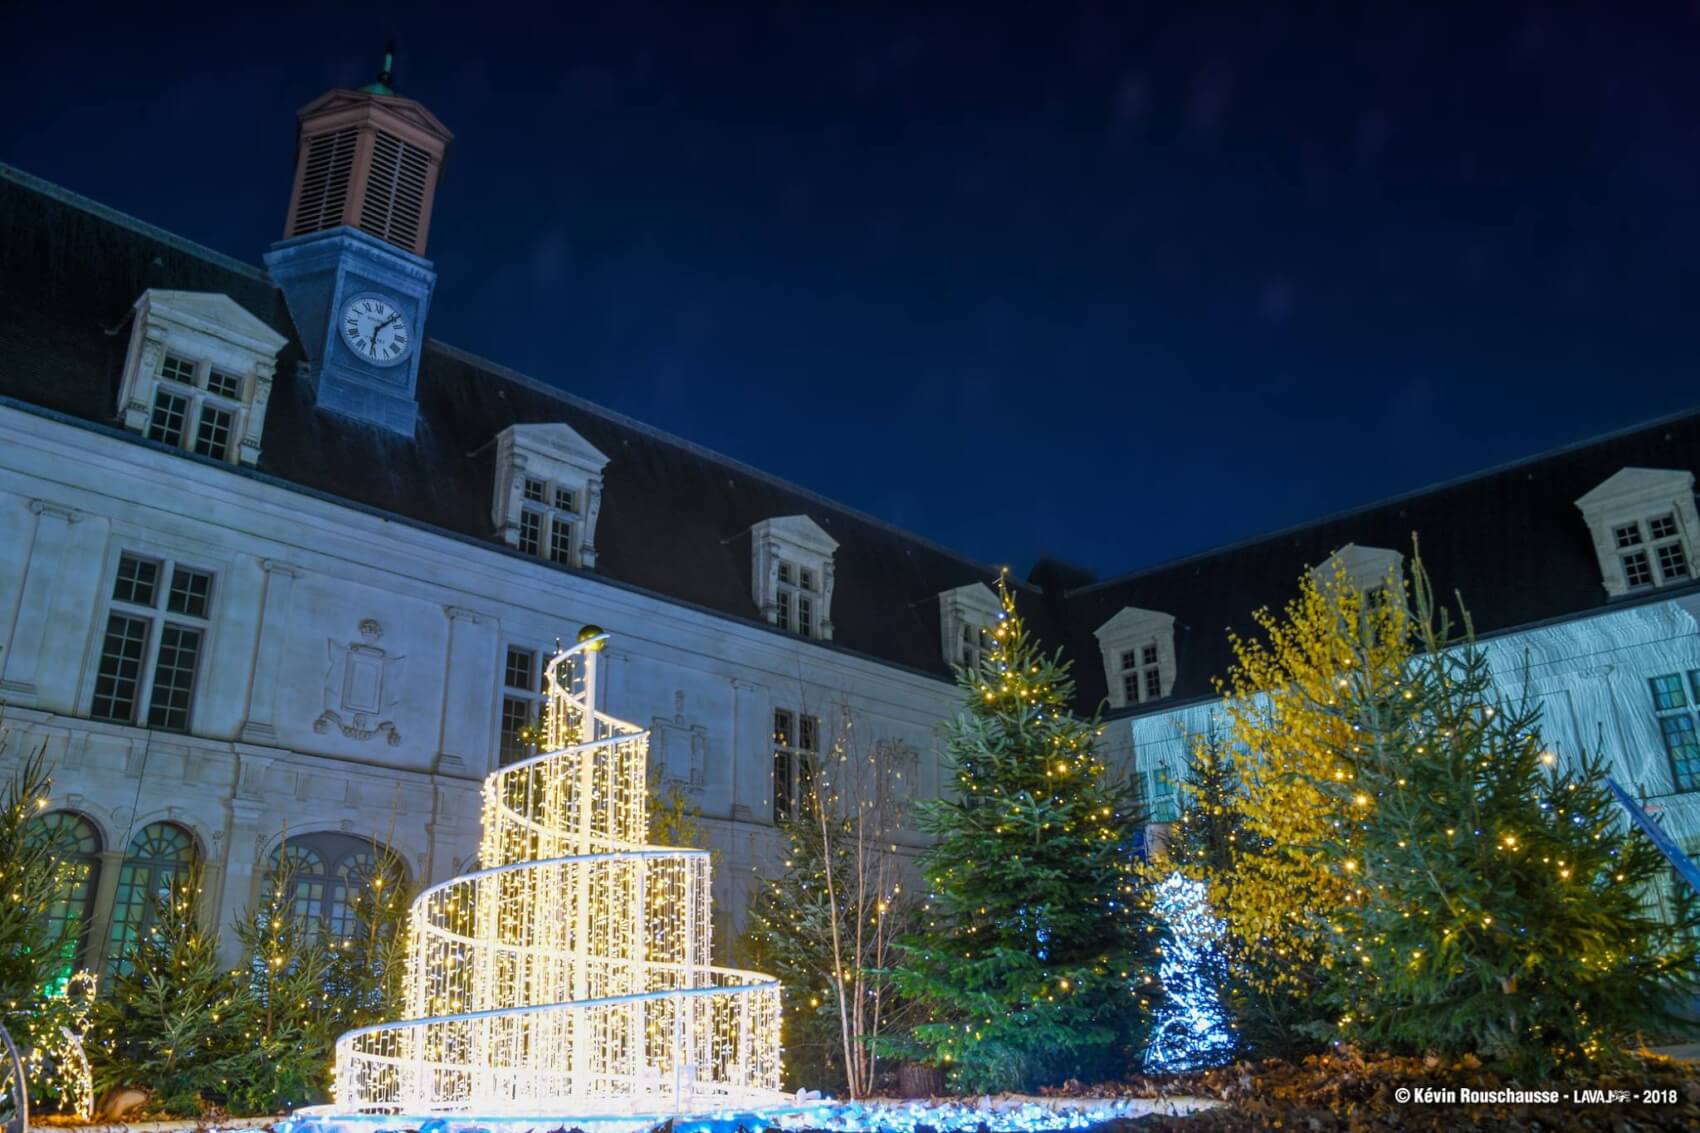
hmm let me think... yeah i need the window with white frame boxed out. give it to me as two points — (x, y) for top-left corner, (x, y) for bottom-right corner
(144, 352), (246, 461)
(772, 708), (820, 824)
(751, 516), (838, 641)
(1148, 759), (1177, 824)
(91, 553), (213, 732)
(499, 645), (545, 764)
(1094, 606), (1177, 709)
(1576, 468), (1700, 598)
(117, 290), (286, 466)
(1615, 515), (1689, 590)
(1120, 642), (1164, 705)
(774, 561), (821, 637)
(492, 424), (609, 570)
(1648, 672), (1700, 793)
(514, 475), (580, 566)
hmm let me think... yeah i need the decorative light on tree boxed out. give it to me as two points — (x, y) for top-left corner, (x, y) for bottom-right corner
(1142, 873), (1234, 1073)
(334, 629), (783, 1117)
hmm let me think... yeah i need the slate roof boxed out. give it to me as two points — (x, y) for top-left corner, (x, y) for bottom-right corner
(0, 165), (1016, 681)
(3, 162), (1698, 716)
(1055, 412), (1700, 715)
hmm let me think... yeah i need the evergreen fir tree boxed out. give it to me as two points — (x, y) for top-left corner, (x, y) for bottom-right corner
(890, 578), (1157, 1092)
(1163, 731), (1319, 1059)
(1141, 733), (1244, 1071)
(225, 848), (335, 1113)
(0, 747), (71, 1015)
(1165, 731), (1255, 885)
(1142, 873), (1234, 1072)
(743, 800), (859, 1092)
(90, 866), (241, 1116)
(1318, 558), (1700, 1074)
(322, 843), (412, 1037)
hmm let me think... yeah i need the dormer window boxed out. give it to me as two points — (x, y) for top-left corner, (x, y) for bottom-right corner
(513, 474), (581, 565)
(1576, 468), (1700, 598)
(1120, 643), (1163, 705)
(1095, 607), (1177, 709)
(492, 424), (610, 570)
(1613, 514), (1688, 590)
(751, 516), (838, 640)
(118, 291), (286, 466)
(1311, 543), (1404, 600)
(144, 352), (245, 461)
(938, 582), (1000, 672)
(774, 560), (819, 637)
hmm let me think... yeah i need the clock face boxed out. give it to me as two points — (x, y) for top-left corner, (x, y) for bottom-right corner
(340, 295), (412, 366)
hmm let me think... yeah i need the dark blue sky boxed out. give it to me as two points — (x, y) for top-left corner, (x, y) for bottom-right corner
(5, 2), (1699, 578)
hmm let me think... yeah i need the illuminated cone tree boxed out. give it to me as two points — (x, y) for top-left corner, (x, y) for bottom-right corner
(335, 630), (782, 1117)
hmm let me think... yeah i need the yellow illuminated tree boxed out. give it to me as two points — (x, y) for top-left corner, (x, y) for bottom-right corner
(1216, 559), (1410, 984)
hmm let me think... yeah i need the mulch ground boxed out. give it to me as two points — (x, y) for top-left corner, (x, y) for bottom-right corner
(1048, 1049), (1700, 1131)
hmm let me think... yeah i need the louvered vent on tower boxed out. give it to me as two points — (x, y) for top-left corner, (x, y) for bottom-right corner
(359, 130), (432, 254)
(288, 127), (359, 237)
(281, 84), (451, 256)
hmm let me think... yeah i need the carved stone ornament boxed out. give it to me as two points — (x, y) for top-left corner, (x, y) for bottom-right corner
(315, 618), (407, 745)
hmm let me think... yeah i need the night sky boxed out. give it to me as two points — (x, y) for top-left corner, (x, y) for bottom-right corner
(4, 3), (1699, 579)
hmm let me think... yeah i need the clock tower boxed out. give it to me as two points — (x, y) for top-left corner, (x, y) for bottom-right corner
(263, 52), (452, 435)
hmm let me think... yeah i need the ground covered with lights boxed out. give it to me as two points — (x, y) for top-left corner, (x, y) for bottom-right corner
(268, 1051), (1700, 1133)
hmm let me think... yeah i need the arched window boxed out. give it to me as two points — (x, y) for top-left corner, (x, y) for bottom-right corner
(269, 832), (406, 943)
(26, 811), (102, 991)
(105, 821), (196, 980)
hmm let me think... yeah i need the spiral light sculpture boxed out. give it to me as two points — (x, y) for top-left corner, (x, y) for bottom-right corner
(334, 631), (783, 1117)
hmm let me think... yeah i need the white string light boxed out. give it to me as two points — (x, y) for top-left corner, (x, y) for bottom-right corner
(334, 632), (783, 1117)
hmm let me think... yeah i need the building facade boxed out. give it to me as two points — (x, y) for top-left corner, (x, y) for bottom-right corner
(3, 70), (1700, 979)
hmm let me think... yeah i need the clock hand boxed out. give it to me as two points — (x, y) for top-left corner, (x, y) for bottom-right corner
(375, 313), (400, 334)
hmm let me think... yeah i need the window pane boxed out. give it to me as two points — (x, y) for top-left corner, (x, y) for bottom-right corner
(549, 518), (573, 565)
(1614, 523), (1642, 548)
(146, 624), (202, 732)
(1650, 514), (1679, 540)
(523, 478), (546, 502)
(167, 566), (213, 617)
(1119, 650), (1137, 671)
(775, 592), (791, 632)
(193, 405), (234, 461)
(113, 554), (159, 606)
(798, 595), (813, 637)
(146, 389), (188, 447)
(105, 822), (195, 980)
(800, 714), (818, 752)
(1123, 672), (1141, 703)
(777, 562), (792, 585)
(518, 509), (543, 555)
(92, 613), (150, 723)
(160, 354), (196, 385)
(1144, 666), (1162, 699)
(772, 750), (792, 823)
(1658, 542), (1689, 581)
(1651, 674), (1687, 712)
(26, 812), (101, 990)
(554, 487), (576, 513)
(1624, 550), (1654, 588)
(798, 568), (814, 592)
(1141, 643), (1159, 666)
(504, 646), (535, 691)
(205, 369), (241, 398)
(773, 709), (792, 748)
(500, 695), (536, 764)
(1660, 714), (1700, 792)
